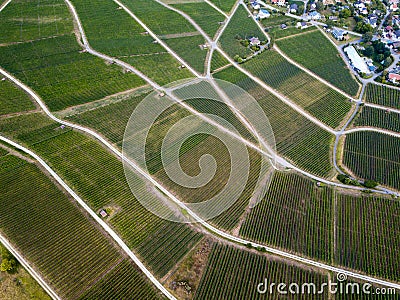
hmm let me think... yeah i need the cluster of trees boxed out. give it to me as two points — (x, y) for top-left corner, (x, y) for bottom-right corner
(337, 174), (379, 188)
(0, 245), (19, 273)
(362, 40), (392, 66)
(354, 21), (373, 34)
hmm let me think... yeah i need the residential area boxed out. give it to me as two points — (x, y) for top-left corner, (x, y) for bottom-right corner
(247, 0), (400, 85)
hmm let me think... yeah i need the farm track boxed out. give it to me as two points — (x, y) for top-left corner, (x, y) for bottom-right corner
(0, 0), (11, 12)
(2, 135), (400, 292)
(1, 0), (400, 295)
(0, 232), (61, 300)
(0, 134), (177, 300)
(64, 0), (399, 195)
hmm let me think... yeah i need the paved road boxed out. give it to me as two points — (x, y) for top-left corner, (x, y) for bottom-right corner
(2, 134), (400, 291)
(204, 0), (228, 17)
(0, 233), (60, 300)
(344, 127), (400, 138)
(0, 0), (11, 12)
(110, 0), (200, 78)
(67, 0), (400, 194)
(2, 0), (400, 291)
(0, 134), (177, 300)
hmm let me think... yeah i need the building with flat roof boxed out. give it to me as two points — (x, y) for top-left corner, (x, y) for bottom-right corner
(344, 46), (371, 75)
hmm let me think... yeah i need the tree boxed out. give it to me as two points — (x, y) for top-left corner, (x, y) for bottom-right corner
(0, 258), (17, 272)
(355, 22), (373, 33)
(363, 45), (374, 57)
(363, 180), (379, 188)
(316, 1), (324, 11)
(362, 31), (373, 42)
(339, 8), (352, 19)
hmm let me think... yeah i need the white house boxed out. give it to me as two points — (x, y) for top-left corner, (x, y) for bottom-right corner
(251, 1), (261, 10)
(332, 28), (347, 40)
(257, 8), (271, 19)
(344, 46), (371, 75)
(296, 21), (308, 29)
(308, 11), (322, 20)
(249, 37), (261, 46)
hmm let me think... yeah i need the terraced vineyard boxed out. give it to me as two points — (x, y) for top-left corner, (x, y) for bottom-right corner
(195, 243), (329, 299)
(209, 0), (237, 13)
(0, 35), (144, 111)
(67, 90), (151, 147)
(78, 260), (163, 300)
(353, 106), (400, 133)
(0, 0), (147, 111)
(0, 0), (73, 44)
(343, 131), (400, 190)
(70, 0), (194, 84)
(242, 50), (352, 128)
(163, 34), (208, 74)
(67, 87), (264, 231)
(219, 6), (265, 58)
(240, 172), (333, 262)
(336, 193), (400, 282)
(210, 50), (230, 72)
(119, 0), (196, 35)
(0, 154), (161, 299)
(171, 2), (225, 38)
(1, 0), (399, 296)
(363, 83), (400, 109)
(213, 66), (335, 178)
(276, 30), (360, 96)
(0, 80), (35, 115)
(0, 113), (203, 279)
(272, 26), (317, 40)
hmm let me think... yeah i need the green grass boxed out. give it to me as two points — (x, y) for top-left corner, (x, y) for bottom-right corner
(276, 30), (360, 96)
(209, 0), (237, 13)
(0, 242), (51, 300)
(0, 0), (73, 44)
(363, 83), (400, 109)
(0, 113), (203, 279)
(0, 35), (144, 111)
(171, 2), (225, 38)
(219, 6), (266, 58)
(353, 106), (400, 133)
(0, 154), (160, 299)
(343, 131), (400, 190)
(213, 66), (335, 178)
(163, 34), (208, 74)
(195, 243), (329, 299)
(260, 13), (293, 27)
(242, 50), (352, 128)
(0, 80), (35, 115)
(119, 0), (196, 35)
(210, 50), (230, 72)
(336, 193), (400, 281)
(240, 171), (333, 262)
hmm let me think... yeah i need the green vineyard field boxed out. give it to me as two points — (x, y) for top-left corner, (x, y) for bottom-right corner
(343, 131), (400, 190)
(276, 30), (360, 96)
